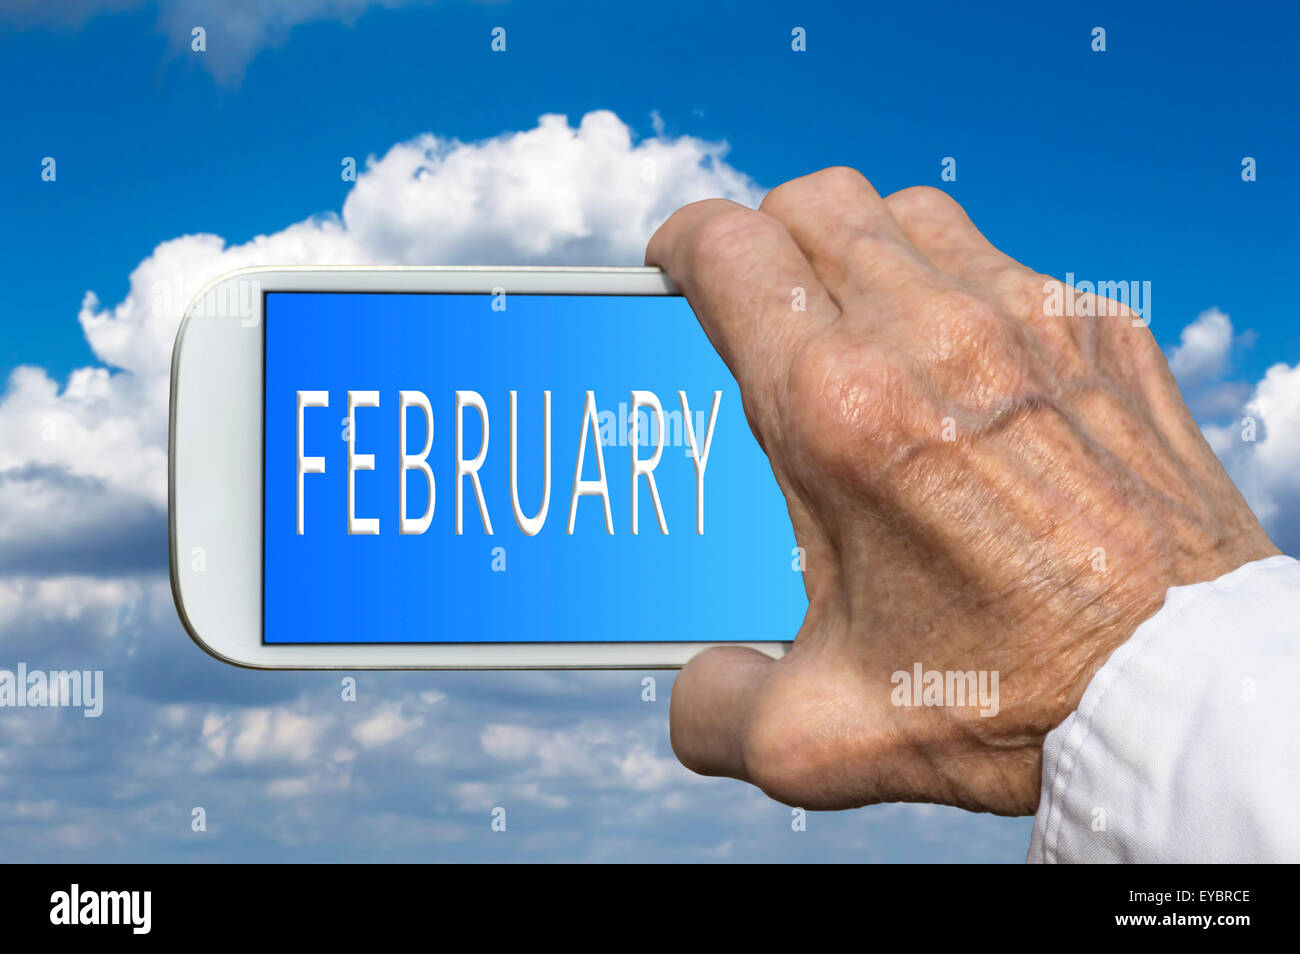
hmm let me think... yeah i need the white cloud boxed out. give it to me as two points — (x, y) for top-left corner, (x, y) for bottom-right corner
(1167, 308), (1254, 421)
(339, 111), (760, 266)
(616, 746), (681, 791)
(1169, 307), (1233, 385)
(1215, 361), (1300, 545)
(481, 723), (608, 778)
(1167, 309), (1300, 552)
(0, 575), (136, 640)
(201, 707), (325, 765)
(351, 702), (423, 748)
(481, 721), (693, 791)
(480, 724), (545, 760)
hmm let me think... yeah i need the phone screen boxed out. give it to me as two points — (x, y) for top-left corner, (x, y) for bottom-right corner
(262, 291), (805, 644)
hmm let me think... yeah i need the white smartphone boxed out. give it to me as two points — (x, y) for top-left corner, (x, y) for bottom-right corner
(169, 266), (801, 669)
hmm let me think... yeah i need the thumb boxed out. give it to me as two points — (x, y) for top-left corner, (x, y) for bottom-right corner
(669, 645), (777, 781)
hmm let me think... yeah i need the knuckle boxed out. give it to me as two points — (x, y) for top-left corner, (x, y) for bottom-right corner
(915, 288), (1026, 403)
(805, 164), (873, 196)
(758, 179), (799, 217)
(918, 287), (1001, 343)
(1012, 270), (1095, 377)
(687, 208), (783, 269)
(783, 336), (899, 469)
(762, 165), (874, 216)
(889, 184), (962, 218)
(990, 267), (1049, 320)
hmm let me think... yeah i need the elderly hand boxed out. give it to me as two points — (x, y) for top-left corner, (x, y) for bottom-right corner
(646, 168), (1278, 814)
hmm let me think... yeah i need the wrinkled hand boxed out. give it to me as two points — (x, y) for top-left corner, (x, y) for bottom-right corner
(646, 168), (1278, 815)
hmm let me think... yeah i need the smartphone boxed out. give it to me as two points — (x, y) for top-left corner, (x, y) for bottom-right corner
(169, 266), (802, 668)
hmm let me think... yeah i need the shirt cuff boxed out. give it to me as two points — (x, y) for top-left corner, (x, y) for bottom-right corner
(1028, 554), (1300, 863)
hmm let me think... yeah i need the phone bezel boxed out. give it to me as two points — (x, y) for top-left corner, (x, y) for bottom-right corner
(169, 266), (793, 669)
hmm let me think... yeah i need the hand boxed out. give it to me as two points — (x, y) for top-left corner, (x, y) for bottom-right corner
(645, 168), (1278, 815)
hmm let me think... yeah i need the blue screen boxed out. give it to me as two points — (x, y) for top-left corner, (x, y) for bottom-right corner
(263, 292), (805, 643)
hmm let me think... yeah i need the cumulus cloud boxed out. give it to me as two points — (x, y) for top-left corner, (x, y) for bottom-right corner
(1207, 360), (1300, 550)
(340, 113), (760, 265)
(1, 0), (430, 85)
(1169, 307), (1233, 385)
(1165, 309), (1300, 553)
(200, 707), (326, 766)
(1166, 307), (1251, 420)
(352, 702), (424, 748)
(481, 721), (693, 791)
(0, 465), (165, 576)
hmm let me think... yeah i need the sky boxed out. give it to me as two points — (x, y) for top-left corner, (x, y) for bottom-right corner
(0, 0), (1297, 861)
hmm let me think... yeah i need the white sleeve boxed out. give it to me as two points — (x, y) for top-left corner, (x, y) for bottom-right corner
(1028, 554), (1300, 863)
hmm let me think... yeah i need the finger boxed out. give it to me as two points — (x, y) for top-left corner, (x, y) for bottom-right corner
(645, 198), (837, 435)
(669, 645), (776, 781)
(883, 186), (1023, 281)
(758, 166), (935, 308)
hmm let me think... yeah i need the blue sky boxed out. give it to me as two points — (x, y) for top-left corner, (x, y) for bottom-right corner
(6, 1), (1298, 381)
(0, 0), (1297, 862)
